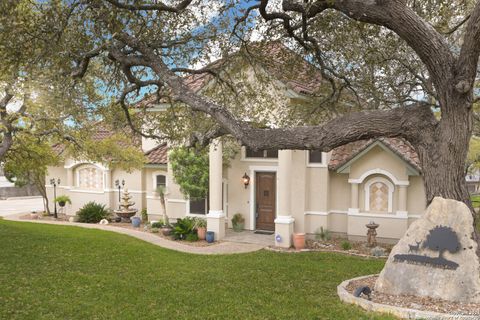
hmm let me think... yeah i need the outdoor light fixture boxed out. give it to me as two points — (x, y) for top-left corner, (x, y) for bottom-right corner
(242, 173), (250, 189)
(114, 179), (125, 208)
(50, 178), (60, 219)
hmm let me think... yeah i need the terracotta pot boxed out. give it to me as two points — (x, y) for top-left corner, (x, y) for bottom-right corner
(161, 227), (172, 236)
(293, 233), (306, 250)
(197, 227), (206, 240)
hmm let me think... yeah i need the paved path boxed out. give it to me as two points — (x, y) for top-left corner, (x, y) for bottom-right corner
(0, 197), (43, 217)
(3, 214), (266, 255)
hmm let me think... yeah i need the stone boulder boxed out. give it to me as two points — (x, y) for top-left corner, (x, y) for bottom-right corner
(375, 197), (480, 303)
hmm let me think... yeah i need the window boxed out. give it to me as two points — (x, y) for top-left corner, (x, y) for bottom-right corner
(308, 150), (323, 164)
(245, 147), (278, 159)
(156, 175), (166, 189)
(364, 177), (394, 213)
(77, 165), (103, 190)
(189, 198), (207, 215)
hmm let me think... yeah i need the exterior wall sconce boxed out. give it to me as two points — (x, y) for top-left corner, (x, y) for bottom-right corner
(242, 173), (250, 189)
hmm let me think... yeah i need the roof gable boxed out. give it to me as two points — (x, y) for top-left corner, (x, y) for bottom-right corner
(329, 138), (421, 175)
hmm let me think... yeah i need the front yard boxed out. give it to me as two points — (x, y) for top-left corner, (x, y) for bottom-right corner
(0, 220), (394, 319)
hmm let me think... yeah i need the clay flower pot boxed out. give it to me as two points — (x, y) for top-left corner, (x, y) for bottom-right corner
(293, 233), (306, 250)
(197, 227), (206, 240)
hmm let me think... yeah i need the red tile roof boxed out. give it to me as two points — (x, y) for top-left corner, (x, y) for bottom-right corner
(135, 42), (324, 108)
(145, 144), (168, 164)
(328, 138), (421, 172)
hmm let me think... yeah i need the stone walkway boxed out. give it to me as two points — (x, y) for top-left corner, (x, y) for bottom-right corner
(3, 214), (267, 255)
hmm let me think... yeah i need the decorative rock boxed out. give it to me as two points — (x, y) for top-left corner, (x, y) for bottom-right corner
(375, 197), (480, 303)
(68, 217), (75, 223)
(99, 219), (109, 225)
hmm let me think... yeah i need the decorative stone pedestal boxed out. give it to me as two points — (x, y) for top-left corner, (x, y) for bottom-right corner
(375, 197), (480, 303)
(207, 211), (225, 241)
(274, 216), (294, 248)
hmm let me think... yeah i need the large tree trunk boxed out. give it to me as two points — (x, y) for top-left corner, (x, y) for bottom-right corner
(413, 92), (478, 255)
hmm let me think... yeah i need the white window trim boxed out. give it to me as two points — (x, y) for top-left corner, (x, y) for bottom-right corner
(240, 146), (279, 163)
(151, 170), (168, 194)
(364, 177), (394, 213)
(305, 150), (327, 168)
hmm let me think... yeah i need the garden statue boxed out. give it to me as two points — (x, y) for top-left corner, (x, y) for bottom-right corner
(113, 188), (137, 222)
(366, 221), (379, 247)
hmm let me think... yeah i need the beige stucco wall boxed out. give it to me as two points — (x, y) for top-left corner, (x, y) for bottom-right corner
(328, 173), (350, 212)
(407, 176), (426, 215)
(349, 145), (409, 181)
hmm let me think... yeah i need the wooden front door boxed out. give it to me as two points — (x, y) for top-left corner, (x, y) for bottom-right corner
(255, 172), (276, 231)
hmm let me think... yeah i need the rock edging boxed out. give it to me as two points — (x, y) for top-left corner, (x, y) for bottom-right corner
(338, 275), (480, 319)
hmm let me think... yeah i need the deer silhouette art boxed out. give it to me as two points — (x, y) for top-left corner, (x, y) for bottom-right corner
(408, 240), (422, 253)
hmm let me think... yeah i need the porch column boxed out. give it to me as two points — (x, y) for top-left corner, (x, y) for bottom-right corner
(397, 185), (408, 217)
(104, 169), (113, 209)
(348, 182), (359, 214)
(275, 150), (295, 248)
(207, 139), (225, 241)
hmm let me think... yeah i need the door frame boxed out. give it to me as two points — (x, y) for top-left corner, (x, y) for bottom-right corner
(249, 166), (278, 230)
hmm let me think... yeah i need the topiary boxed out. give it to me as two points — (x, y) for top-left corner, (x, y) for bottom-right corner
(77, 202), (109, 223)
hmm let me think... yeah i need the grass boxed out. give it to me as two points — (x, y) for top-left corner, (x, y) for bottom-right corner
(0, 220), (395, 320)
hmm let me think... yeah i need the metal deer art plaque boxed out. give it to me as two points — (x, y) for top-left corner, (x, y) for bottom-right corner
(393, 226), (461, 270)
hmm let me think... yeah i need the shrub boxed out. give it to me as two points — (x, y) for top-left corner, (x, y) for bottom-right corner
(371, 246), (386, 257)
(194, 217), (207, 228)
(341, 241), (352, 251)
(172, 217), (196, 240)
(315, 227), (331, 241)
(77, 202), (109, 223)
(151, 221), (164, 228)
(185, 233), (199, 242)
(151, 227), (159, 233)
(141, 209), (148, 222)
(231, 213), (245, 225)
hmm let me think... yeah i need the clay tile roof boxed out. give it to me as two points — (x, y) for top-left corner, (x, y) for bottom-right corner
(328, 138), (421, 172)
(145, 144), (168, 164)
(250, 42), (323, 95)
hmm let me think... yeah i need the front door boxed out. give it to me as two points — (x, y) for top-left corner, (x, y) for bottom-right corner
(255, 172), (276, 231)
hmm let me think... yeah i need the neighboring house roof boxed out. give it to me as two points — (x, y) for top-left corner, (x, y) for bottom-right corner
(328, 138), (421, 172)
(145, 144), (168, 165)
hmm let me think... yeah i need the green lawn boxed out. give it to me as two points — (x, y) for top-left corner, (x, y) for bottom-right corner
(0, 220), (395, 320)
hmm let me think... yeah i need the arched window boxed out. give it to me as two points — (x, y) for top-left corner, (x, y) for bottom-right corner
(364, 177), (394, 213)
(76, 165), (104, 190)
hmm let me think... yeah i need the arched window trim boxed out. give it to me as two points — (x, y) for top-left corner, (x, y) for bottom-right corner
(364, 176), (394, 213)
(75, 164), (105, 190)
(151, 170), (168, 194)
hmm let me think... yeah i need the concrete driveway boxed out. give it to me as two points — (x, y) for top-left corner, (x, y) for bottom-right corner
(0, 197), (44, 217)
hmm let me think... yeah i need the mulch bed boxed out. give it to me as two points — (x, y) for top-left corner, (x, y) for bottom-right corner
(347, 275), (480, 316)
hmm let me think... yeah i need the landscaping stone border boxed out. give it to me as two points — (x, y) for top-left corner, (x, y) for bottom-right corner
(338, 274), (480, 319)
(265, 246), (387, 259)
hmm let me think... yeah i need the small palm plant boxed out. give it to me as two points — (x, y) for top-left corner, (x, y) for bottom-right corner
(54, 195), (71, 207)
(156, 186), (169, 226)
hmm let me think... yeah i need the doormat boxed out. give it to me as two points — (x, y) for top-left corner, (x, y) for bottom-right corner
(254, 230), (274, 235)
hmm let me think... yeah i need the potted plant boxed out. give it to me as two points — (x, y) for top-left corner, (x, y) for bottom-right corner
(54, 195), (71, 207)
(195, 218), (207, 240)
(293, 233), (306, 250)
(231, 213), (245, 232)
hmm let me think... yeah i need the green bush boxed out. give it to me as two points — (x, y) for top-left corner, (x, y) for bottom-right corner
(172, 217), (196, 240)
(77, 202), (109, 223)
(185, 233), (199, 242)
(315, 227), (331, 241)
(141, 209), (148, 222)
(341, 241), (352, 251)
(194, 217), (207, 228)
(151, 221), (164, 228)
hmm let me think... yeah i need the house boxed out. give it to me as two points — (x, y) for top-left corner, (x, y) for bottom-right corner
(45, 43), (427, 247)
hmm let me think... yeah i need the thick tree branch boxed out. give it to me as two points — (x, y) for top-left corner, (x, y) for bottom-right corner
(105, 0), (193, 13)
(115, 32), (438, 151)
(457, 1), (480, 93)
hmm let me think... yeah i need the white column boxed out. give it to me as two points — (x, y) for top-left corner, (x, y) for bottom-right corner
(104, 170), (113, 209)
(397, 185), (408, 218)
(207, 139), (225, 241)
(275, 150), (295, 248)
(348, 183), (359, 214)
